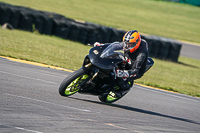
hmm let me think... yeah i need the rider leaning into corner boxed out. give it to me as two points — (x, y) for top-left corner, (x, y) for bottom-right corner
(93, 30), (149, 97)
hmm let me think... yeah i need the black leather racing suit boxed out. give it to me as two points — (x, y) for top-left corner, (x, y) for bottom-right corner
(125, 39), (149, 80)
(117, 39), (149, 90)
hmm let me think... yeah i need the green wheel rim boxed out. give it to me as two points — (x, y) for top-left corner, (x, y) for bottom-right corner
(106, 91), (118, 102)
(65, 75), (88, 96)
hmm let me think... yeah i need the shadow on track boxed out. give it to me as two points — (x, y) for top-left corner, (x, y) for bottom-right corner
(68, 96), (200, 125)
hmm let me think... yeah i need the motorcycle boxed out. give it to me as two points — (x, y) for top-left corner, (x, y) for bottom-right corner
(59, 42), (154, 103)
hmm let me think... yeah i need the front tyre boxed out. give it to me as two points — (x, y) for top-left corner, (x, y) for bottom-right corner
(59, 68), (88, 97)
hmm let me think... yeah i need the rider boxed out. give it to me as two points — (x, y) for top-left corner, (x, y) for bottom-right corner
(94, 30), (149, 97)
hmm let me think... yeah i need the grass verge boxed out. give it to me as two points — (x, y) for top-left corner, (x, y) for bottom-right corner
(0, 28), (200, 97)
(0, 0), (200, 44)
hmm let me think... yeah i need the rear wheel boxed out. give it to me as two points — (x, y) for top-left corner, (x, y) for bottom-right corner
(59, 68), (88, 96)
(99, 91), (119, 103)
(98, 91), (122, 103)
(98, 85), (131, 103)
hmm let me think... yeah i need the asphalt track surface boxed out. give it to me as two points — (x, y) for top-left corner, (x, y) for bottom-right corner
(0, 57), (200, 133)
(180, 43), (200, 60)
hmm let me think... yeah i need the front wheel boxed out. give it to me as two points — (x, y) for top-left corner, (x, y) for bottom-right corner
(59, 68), (88, 97)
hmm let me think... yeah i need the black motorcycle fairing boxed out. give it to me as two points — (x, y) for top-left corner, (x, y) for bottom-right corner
(145, 57), (154, 72)
(80, 43), (126, 95)
(82, 55), (92, 74)
(88, 43), (125, 74)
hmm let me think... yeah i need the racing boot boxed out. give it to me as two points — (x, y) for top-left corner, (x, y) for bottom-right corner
(114, 78), (132, 98)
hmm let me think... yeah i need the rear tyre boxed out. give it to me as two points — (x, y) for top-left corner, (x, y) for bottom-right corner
(59, 68), (88, 97)
(98, 91), (120, 103)
(98, 85), (131, 103)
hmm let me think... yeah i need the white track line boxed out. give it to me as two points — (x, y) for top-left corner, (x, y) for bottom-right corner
(0, 124), (43, 133)
(0, 70), (57, 84)
(5, 93), (91, 112)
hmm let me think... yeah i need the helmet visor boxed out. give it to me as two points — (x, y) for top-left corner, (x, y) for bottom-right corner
(124, 42), (137, 50)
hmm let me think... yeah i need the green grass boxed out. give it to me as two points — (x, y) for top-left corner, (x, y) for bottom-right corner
(137, 57), (200, 97)
(0, 28), (89, 70)
(1, 0), (200, 44)
(0, 28), (200, 97)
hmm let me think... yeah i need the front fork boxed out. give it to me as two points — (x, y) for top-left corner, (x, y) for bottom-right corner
(86, 69), (99, 87)
(79, 64), (99, 91)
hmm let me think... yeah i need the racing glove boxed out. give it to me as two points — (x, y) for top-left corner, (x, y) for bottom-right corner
(116, 69), (129, 80)
(94, 42), (104, 47)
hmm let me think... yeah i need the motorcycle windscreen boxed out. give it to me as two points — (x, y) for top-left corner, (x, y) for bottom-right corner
(100, 42), (124, 59)
(89, 42), (125, 70)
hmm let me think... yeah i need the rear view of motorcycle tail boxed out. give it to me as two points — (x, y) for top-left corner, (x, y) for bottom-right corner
(58, 42), (154, 103)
